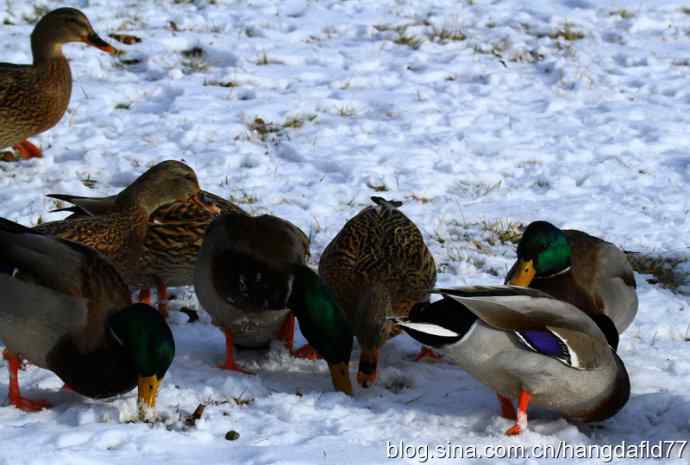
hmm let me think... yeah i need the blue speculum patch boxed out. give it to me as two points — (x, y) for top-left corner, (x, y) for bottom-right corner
(517, 330), (570, 364)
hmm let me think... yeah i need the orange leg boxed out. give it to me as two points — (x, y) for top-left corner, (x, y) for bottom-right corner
(414, 346), (442, 362)
(138, 288), (152, 305)
(505, 389), (531, 435)
(218, 329), (253, 375)
(356, 347), (379, 388)
(13, 140), (42, 159)
(279, 313), (321, 360)
(278, 313), (296, 352)
(497, 393), (517, 420)
(3, 350), (50, 412)
(292, 344), (320, 360)
(156, 279), (168, 319)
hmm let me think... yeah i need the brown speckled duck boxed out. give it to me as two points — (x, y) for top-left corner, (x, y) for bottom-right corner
(34, 161), (217, 312)
(319, 197), (437, 388)
(0, 8), (116, 159)
(46, 162), (244, 317)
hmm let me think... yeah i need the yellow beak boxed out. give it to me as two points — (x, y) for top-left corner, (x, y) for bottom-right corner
(327, 362), (353, 396)
(137, 374), (161, 419)
(508, 259), (536, 287)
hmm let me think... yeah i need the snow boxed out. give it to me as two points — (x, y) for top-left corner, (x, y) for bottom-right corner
(0, 0), (689, 463)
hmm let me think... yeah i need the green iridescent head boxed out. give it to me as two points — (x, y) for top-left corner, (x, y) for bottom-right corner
(508, 221), (572, 286)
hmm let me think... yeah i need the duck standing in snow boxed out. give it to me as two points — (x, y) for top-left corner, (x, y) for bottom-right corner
(506, 221), (638, 335)
(319, 196), (437, 388)
(46, 160), (242, 317)
(0, 8), (117, 159)
(0, 217), (174, 419)
(396, 286), (630, 435)
(194, 212), (354, 395)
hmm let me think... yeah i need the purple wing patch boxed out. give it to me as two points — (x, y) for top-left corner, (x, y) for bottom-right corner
(515, 330), (572, 366)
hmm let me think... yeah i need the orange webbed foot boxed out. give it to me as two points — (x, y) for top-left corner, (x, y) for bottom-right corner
(10, 397), (51, 412)
(414, 346), (443, 362)
(292, 344), (321, 360)
(13, 140), (42, 159)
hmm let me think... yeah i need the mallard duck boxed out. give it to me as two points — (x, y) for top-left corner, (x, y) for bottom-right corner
(46, 162), (243, 316)
(318, 197), (437, 388)
(34, 161), (218, 314)
(194, 212), (353, 394)
(506, 221), (638, 334)
(396, 286), (630, 435)
(0, 217), (174, 418)
(0, 8), (116, 159)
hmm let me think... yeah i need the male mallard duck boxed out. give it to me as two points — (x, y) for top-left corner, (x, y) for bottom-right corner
(34, 161), (218, 313)
(0, 8), (116, 159)
(396, 286), (630, 435)
(194, 212), (353, 394)
(506, 221), (638, 334)
(319, 197), (437, 388)
(46, 161), (242, 316)
(0, 217), (174, 418)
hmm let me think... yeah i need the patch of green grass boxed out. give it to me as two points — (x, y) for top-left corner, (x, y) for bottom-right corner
(548, 23), (585, 41)
(682, 7), (690, 15)
(228, 191), (258, 205)
(626, 253), (687, 290)
(609, 9), (635, 19)
(481, 220), (525, 246)
(429, 26), (466, 43)
(204, 80), (238, 88)
(256, 52), (283, 65)
(336, 106), (357, 118)
(80, 174), (98, 189)
(181, 47), (208, 73)
(247, 115), (316, 142)
(394, 31), (423, 49)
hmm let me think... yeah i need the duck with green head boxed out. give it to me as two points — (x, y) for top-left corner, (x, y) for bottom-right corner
(194, 213), (353, 394)
(506, 221), (638, 334)
(0, 217), (174, 418)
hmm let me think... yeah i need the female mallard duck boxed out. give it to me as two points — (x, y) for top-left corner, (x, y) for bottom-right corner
(506, 221), (638, 334)
(34, 161), (218, 315)
(0, 217), (174, 418)
(0, 8), (116, 159)
(396, 286), (630, 435)
(318, 197), (437, 388)
(45, 161), (242, 316)
(194, 212), (353, 394)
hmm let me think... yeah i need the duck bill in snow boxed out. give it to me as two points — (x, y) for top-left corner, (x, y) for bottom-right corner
(137, 374), (161, 419)
(507, 259), (536, 287)
(327, 362), (353, 396)
(83, 33), (117, 54)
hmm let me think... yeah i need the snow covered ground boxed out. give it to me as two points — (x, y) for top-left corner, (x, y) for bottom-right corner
(0, 0), (689, 463)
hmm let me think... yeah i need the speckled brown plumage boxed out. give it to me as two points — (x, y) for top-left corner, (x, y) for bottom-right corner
(0, 8), (115, 158)
(48, 187), (246, 289)
(35, 206), (148, 276)
(130, 193), (247, 289)
(319, 196), (437, 387)
(35, 161), (208, 290)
